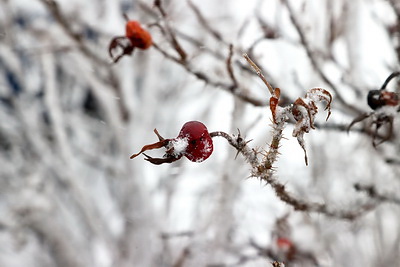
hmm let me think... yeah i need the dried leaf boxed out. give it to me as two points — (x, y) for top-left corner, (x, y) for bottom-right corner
(292, 98), (314, 132)
(108, 36), (135, 63)
(270, 88), (281, 123)
(307, 88), (332, 120)
(130, 139), (170, 159)
(347, 112), (372, 133)
(296, 133), (308, 166)
(291, 88), (332, 165)
(143, 153), (182, 165)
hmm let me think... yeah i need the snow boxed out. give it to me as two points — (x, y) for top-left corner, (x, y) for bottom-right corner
(171, 137), (189, 155)
(196, 138), (213, 163)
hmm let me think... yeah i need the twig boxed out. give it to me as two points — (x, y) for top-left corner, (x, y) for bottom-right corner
(39, 0), (129, 121)
(39, 0), (108, 67)
(187, 0), (226, 44)
(172, 248), (191, 267)
(160, 231), (194, 239)
(152, 42), (267, 106)
(140, 0), (280, 95)
(226, 44), (238, 89)
(243, 53), (274, 95)
(385, 158), (400, 165)
(140, 1), (258, 76)
(154, 0), (187, 62)
(388, 0), (400, 62)
(380, 71), (400, 90)
(282, 0), (362, 115)
(250, 239), (319, 267)
(355, 183), (400, 205)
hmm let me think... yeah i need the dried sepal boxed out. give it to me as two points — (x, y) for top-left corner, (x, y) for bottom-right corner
(291, 88), (333, 165)
(296, 133), (308, 165)
(109, 36), (135, 63)
(130, 129), (170, 159)
(143, 153), (182, 165)
(370, 113), (395, 147)
(347, 112), (372, 132)
(348, 73), (400, 146)
(270, 88), (281, 123)
(292, 98), (315, 134)
(306, 87), (332, 120)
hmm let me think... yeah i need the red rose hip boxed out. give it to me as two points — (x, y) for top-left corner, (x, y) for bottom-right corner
(130, 121), (213, 164)
(125, 20), (152, 49)
(108, 18), (152, 63)
(177, 121), (213, 162)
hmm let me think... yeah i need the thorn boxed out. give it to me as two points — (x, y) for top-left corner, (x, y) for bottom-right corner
(234, 150), (241, 160)
(245, 139), (253, 145)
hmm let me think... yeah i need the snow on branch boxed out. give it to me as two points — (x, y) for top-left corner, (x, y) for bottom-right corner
(208, 54), (371, 220)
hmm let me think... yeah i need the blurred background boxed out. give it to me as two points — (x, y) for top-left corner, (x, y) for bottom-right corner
(1, 0), (400, 266)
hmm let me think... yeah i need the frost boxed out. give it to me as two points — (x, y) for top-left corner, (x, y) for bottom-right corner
(275, 106), (291, 123)
(171, 137), (188, 156)
(201, 138), (213, 154)
(292, 104), (313, 136)
(192, 138), (213, 163)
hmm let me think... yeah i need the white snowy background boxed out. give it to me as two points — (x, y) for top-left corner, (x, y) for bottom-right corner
(0, 0), (400, 266)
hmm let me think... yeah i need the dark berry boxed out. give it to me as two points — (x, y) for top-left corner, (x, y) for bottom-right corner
(177, 121), (213, 162)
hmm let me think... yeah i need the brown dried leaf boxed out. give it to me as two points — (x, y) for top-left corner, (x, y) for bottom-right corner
(143, 153), (182, 165)
(129, 139), (170, 159)
(347, 112), (372, 133)
(292, 97), (314, 131)
(109, 36), (135, 63)
(270, 88), (281, 123)
(307, 88), (332, 120)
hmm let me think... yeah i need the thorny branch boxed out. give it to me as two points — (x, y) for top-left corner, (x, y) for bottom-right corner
(127, 0), (381, 218)
(210, 130), (375, 220)
(209, 54), (376, 220)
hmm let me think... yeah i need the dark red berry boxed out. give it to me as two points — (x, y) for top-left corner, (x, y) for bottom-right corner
(177, 121), (213, 162)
